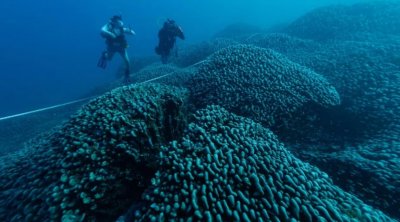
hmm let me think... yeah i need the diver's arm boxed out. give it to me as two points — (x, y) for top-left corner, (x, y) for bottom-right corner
(123, 27), (136, 35)
(100, 24), (116, 39)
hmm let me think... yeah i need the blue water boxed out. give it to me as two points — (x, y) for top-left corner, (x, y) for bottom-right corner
(0, 0), (358, 117)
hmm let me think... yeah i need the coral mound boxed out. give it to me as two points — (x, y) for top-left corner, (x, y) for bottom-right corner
(244, 33), (322, 60)
(172, 38), (238, 67)
(247, 27), (400, 219)
(189, 44), (340, 127)
(261, 36), (400, 138)
(294, 126), (400, 219)
(285, 1), (400, 41)
(0, 84), (188, 221)
(130, 63), (196, 88)
(212, 23), (265, 41)
(135, 105), (393, 222)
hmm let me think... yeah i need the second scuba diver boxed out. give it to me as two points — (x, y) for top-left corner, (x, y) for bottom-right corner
(155, 19), (185, 64)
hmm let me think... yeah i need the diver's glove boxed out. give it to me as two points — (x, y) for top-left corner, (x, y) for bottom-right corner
(124, 27), (136, 35)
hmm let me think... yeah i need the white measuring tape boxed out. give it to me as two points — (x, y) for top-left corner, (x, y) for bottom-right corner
(0, 97), (94, 121)
(0, 60), (208, 122)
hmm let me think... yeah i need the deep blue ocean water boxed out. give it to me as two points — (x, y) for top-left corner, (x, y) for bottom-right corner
(0, 0), (358, 117)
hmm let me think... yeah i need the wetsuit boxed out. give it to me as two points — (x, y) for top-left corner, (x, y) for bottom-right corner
(98, 22), (134, 83)
(155, 22), (185, 64)
(104, 25), (128, 58)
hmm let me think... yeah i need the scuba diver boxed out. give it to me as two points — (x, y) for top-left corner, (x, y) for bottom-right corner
(98, 15), (136, 83)
(155, 19), (185, 64)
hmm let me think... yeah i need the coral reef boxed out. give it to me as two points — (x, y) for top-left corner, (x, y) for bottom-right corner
(0, 84), (188, 221)
(129, 63), (196, 88)
(135, 105), (394, 222)
(212, 23), (265, 41)
(244, 33), (322, 61)
(254, 34), (400, 139)
(292, 124), (400, 219)
(238, 11), (400, 219)
(189, 44), (340, 128)
(1, 2), (400, 221)
(171, 38), (238, 67)
(285, 1), (400, 41)
(210, 10), (400, 218)
(305, 40), (400, 134)
(243, 32), (400, 139)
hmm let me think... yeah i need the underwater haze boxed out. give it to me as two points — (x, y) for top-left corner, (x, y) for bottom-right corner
(1, 0), (400, 221)
(0, 0), (359, 117)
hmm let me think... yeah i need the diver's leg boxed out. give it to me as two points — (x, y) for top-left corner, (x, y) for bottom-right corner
(162, 48), (171, 64)
(121, 50), (131, 83)
(161, 54), (168, 64)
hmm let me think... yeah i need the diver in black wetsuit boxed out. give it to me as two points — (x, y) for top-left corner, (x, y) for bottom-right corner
(155, 19), (185, 64)
(98, 15), (136, 83)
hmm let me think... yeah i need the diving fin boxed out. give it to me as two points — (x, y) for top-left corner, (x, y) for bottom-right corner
(97, 51), (108, 69)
